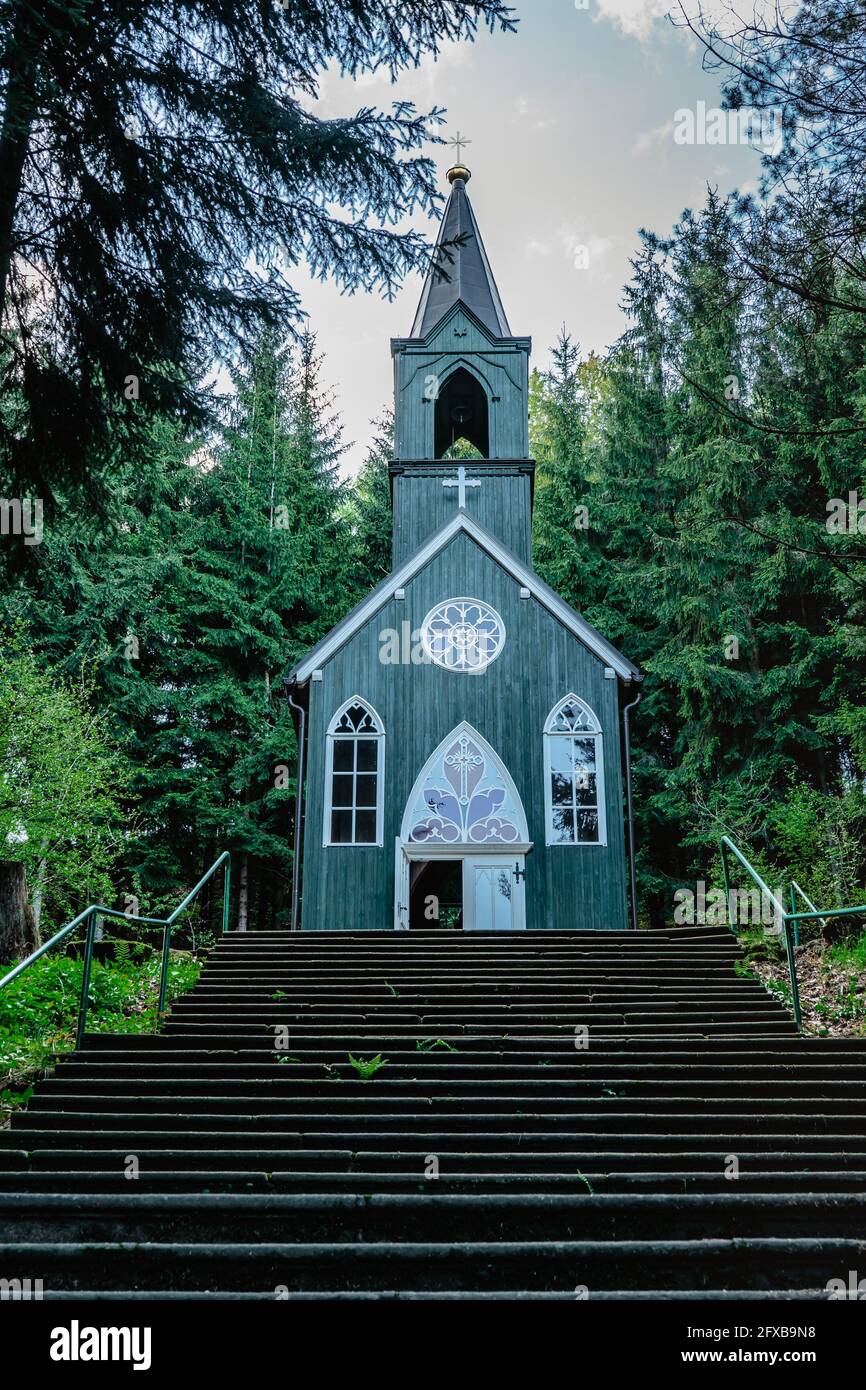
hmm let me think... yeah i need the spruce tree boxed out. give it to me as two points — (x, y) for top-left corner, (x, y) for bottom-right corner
(0, 1), (517, 496)
(347, 411), (394, 595)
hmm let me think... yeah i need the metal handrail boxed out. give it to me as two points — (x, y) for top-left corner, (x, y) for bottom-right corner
(789, 879), (827, 948)
(720, 835), (801, 1030)
(720, 835), (866, 1034)
(0, 851), (231, 1047)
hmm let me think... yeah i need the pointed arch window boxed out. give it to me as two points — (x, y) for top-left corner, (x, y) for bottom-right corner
(544, 696), (607, 847)
(401, 723), (528, 847)
(435, 367), (490, 458)
(324, 699), (384, 846)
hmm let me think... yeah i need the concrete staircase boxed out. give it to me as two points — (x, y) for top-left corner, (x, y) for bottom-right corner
(2, 926), (865, 1298)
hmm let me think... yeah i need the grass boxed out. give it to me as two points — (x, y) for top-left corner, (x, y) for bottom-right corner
(0, 945), (202, 1124)
(827, 934), (866, 974)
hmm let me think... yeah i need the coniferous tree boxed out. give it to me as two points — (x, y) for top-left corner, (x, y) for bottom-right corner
(347, 410), (394, 594)
(1, 328), (356, 927)
(0, 1), (517, 497)
(530, 187), (866, 922)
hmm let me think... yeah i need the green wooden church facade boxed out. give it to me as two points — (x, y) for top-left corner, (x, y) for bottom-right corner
(287, 166), (642, 931)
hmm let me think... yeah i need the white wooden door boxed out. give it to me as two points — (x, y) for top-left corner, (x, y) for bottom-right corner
(463, 857), (526, 931)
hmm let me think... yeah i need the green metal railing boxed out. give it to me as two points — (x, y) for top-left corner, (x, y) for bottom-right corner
(719, 835), (866, 1033)
(789, 879), (827, 949)
(0, 851), (231, 1047)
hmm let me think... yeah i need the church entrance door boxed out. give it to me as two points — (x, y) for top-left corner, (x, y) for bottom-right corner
(409, 858), (463, 930)
(462, 856), (526, 931)
(395, 843), (527, 931)
(397, 724), (532, 932)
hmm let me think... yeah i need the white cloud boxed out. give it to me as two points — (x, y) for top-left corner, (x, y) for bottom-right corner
(561, 228), (617, 279)
(515, 96), (555, 131)
(594, 1), (795, 43)
(315, 39), (474, 114)
(594, 0), (674, 40)
(633, 118), (674, 153)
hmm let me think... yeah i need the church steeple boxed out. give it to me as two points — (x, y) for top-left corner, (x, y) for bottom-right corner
(390, 163), (533, 567)
(410, 165), (512, 340)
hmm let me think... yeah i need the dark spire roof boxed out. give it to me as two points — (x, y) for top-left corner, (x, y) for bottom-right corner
(410, 167), (511, 340)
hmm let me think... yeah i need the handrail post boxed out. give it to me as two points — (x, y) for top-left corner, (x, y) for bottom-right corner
(720, 840), (733, 933)
(719, 835), (804, 1033)
(784, 891), (803, 1033)
(222, 855), (231, 934)
(75, 909), (98, 1049)
(156, 921), (172, 1031)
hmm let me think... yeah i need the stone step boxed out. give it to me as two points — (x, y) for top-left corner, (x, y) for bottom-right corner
(5, 925), (862, 1299)
(19, 1099), (866, 1129)
(2, 1169), (863, 1195)
(1, 1192), (863, 1243)
(4, 1146), (865, 1173)
(2, 1237), (861, 1293)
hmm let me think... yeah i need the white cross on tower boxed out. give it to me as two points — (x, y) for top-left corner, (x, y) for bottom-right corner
(442, 465), (482, 509)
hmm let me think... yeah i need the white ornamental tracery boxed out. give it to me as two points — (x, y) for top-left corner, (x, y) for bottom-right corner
(420, 597), (505, 673)
(402, 724), (528, 846)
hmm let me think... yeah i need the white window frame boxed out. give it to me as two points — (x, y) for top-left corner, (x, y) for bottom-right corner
(323, 696), (385, 847)
(543, 694), (607, 848)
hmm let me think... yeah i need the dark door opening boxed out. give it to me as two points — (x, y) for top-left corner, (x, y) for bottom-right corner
(409, 860), (463, 930)
(435, 368), (489, 459)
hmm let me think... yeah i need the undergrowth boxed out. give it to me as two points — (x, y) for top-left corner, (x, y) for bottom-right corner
(0, 948), (201, 1124)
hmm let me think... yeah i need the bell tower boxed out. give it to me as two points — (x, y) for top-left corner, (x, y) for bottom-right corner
(389, 163), (534, 566)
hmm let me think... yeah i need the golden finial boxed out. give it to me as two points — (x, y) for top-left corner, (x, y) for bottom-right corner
(446, 131), (472, 185)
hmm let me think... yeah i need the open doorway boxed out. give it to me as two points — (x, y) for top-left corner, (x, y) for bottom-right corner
(435, 367), (489, 458)
(399, 853), (527, 931)
(409, 859), (463, 930)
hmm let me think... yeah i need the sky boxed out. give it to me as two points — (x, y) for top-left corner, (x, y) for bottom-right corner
(286, 0), (773, 471)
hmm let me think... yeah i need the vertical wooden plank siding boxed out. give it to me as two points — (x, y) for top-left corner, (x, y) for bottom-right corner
(301, 534), (629, 932)
(390, 465), (533, 567)
(392, 307), (531, 462)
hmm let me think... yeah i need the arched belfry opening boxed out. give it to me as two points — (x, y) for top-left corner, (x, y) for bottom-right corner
(435, 367), (489, 459)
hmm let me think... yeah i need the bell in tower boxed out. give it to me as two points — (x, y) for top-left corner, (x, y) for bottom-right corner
(435, 367), (489, 458)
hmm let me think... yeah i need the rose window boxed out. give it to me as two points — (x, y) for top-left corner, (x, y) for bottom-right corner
(421, 598), (505, 673)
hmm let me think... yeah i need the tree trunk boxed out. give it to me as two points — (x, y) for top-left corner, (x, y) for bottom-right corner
(0, 860), (39, 962)
(0, 10), (38, 324)
(31, 853), (47, 933)
(237, 853), (249, 933)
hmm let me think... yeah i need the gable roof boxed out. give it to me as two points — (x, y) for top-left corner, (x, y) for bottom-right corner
(286, 512), (643, 686)
(410, 171), (511, 340)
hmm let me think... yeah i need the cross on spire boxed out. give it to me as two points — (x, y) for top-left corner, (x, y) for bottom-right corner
(448, 130), (472, 164)
(443, 465), (482, 509)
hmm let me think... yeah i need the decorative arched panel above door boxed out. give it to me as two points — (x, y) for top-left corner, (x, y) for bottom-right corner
(401, 722), (529, 847)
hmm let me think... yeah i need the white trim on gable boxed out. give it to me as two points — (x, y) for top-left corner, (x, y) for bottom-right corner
(291, 513), (641, 685)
